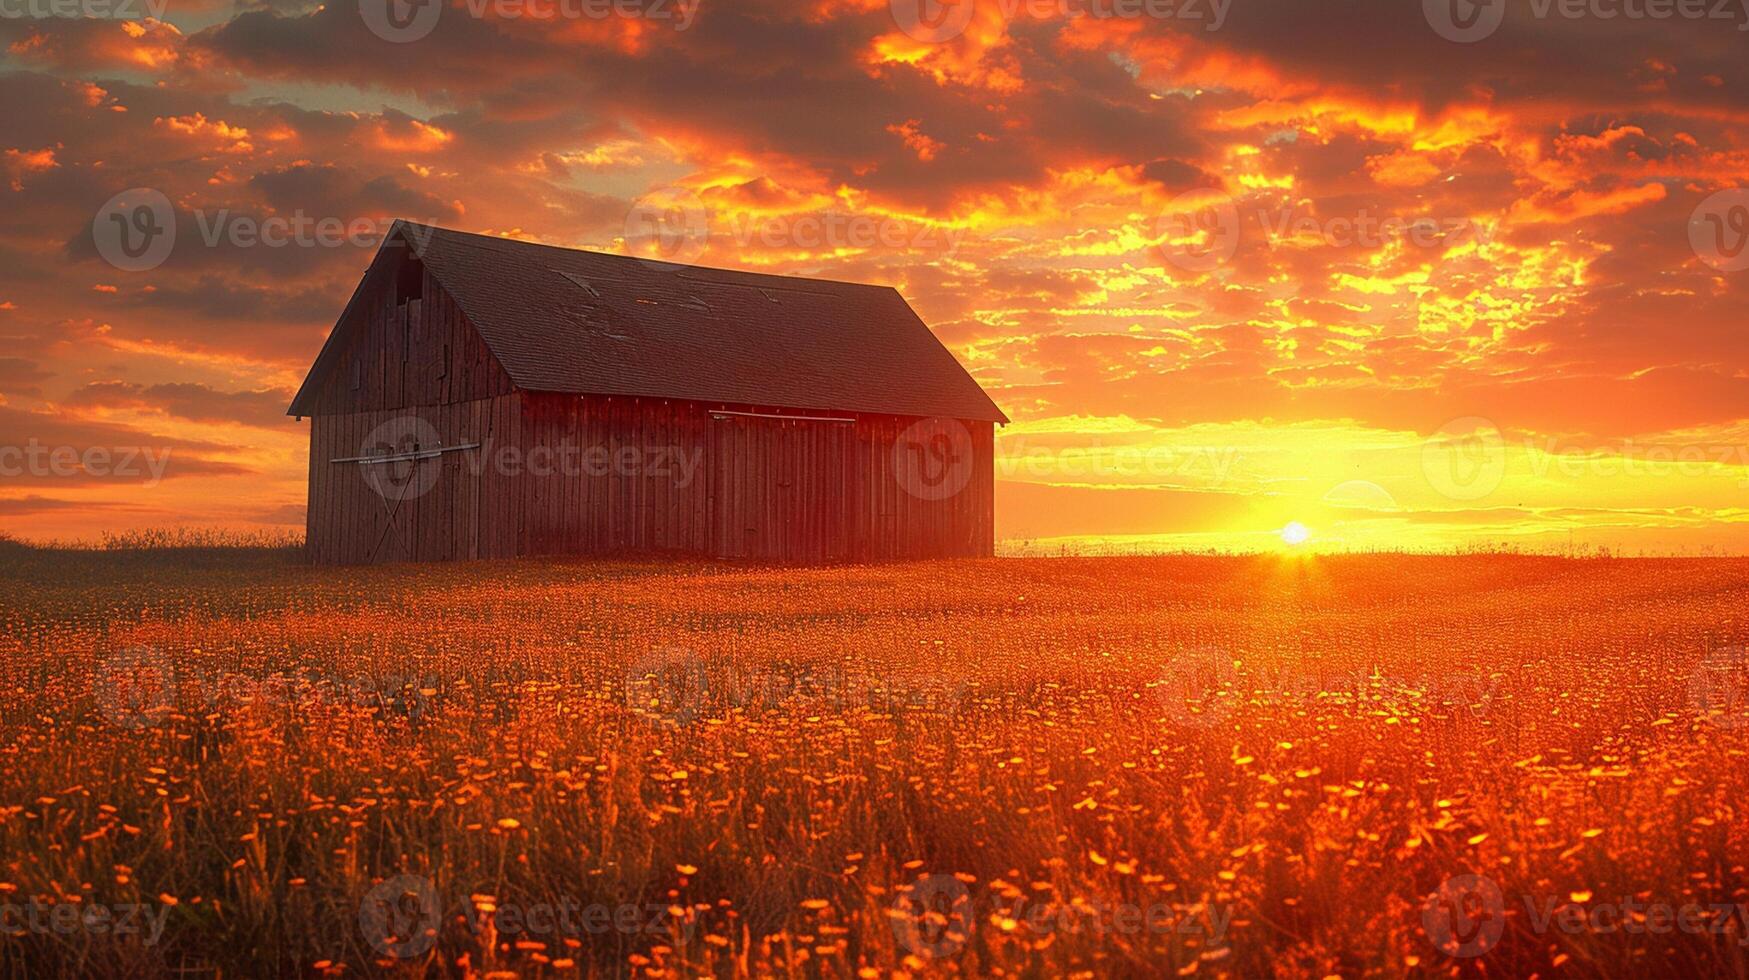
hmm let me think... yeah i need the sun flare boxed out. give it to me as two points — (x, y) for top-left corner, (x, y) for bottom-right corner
(1280, 521), (1311, 546)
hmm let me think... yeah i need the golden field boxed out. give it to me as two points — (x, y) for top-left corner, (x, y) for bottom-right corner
(1, 546), (1747, 978)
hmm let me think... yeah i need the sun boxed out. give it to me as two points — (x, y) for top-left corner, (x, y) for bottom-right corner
(1280, 521), (1311, 546)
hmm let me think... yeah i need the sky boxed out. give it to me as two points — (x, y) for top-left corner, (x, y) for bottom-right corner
(2, 0), (1749, 552)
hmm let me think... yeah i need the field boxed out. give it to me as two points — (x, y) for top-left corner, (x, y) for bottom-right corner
(1, 548), (1747, 978)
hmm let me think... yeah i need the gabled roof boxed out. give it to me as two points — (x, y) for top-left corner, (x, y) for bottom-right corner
(289, 222), (1007, 423)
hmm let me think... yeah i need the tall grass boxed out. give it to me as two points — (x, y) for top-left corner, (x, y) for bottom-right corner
(0, 553), (1744, 976)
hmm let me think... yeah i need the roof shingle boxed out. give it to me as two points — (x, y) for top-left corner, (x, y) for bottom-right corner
(390, 222), (1007, 423)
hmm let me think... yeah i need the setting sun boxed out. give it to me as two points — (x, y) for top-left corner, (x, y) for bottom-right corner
(1280, 521), (1312, 546)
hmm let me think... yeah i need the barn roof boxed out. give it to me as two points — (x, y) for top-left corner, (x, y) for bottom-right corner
(289, 222), (1007, 423)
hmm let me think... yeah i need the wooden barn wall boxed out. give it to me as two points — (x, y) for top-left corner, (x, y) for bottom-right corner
(517, 395), (995, 563)
(309, 391), (995, 565)
(298, 261), (513, 417)
(304, 394), (524, 566)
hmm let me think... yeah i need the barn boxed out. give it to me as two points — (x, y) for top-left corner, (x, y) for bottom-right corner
(287, 221), (1007, 565)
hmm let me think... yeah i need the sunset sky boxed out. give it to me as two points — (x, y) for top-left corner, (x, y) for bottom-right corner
(3, 0), (1749, 552)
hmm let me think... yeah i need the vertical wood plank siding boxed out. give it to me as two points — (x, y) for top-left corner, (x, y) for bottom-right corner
(301, 263), (996, 564)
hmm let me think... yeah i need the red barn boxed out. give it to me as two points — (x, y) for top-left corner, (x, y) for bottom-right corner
(287, 222), (1007, 565)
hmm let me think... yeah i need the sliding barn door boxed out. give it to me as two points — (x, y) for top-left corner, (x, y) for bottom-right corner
(709, 415), (852, 562)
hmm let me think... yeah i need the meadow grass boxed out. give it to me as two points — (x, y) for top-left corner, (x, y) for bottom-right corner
(0, 550), (1745, 977)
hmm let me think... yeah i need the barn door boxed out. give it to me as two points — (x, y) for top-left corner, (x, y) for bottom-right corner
(709, 413), (852, 562)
